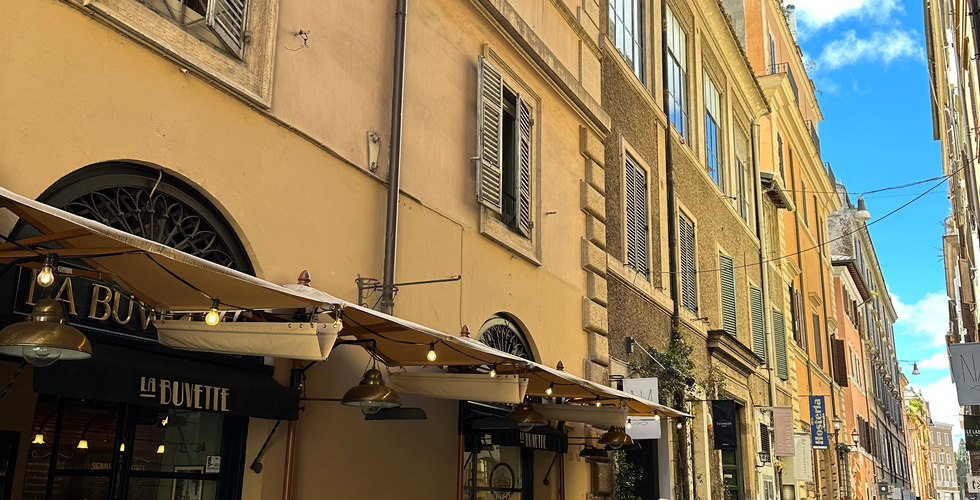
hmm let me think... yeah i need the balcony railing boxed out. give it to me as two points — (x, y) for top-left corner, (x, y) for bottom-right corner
(807, 120), (820, 158)
(769, 62), (799, 104)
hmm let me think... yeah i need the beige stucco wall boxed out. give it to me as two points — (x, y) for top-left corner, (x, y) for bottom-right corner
(0, 0), (607, 498)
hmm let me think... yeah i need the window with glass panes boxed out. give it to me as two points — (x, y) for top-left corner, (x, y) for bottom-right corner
(664, 5), (687, 139)
(608, 0), (644, 81)
(704, 73), (723, 188)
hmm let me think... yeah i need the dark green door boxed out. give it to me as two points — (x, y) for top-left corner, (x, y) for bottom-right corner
(720, 418), (743, 500)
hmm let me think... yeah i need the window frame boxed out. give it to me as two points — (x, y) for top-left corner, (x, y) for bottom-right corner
(608, 0), (646, 82)
(703, 71), (724, 189)
(664, 3), (689, 141)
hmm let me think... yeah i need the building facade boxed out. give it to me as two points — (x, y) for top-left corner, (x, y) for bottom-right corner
(906, 388), (939, 500)
(931, 422), (961, 500)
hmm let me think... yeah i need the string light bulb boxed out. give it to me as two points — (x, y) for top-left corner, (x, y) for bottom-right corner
(205, 298), (221, 326)
(595, 398), (602, 408)
(676, 422), (683, 430)
(36, 254), (57, 288)
(545, 382), (554, 396)
(32, 434), (44, 445)
(489, 364), (497, 378)
(653, 414), (661, 421)
(157, 444), (165, 454)
(119, 443), (125, 452)
(426, 342), (437, 362)
(333, 309), (343, 331)
(626, 419), (632, 430)
(77, 439), (88, 449)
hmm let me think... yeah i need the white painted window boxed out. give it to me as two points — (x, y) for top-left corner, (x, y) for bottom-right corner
(665, 4), (688, 139)
(608, 0), (645, 80)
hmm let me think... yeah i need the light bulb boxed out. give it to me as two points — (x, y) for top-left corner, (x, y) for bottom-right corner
(517, 423), (535, 432)
(32, 434), (44, 445)
(676, 422), (683, 430)
(119, 443), (125, 452)
(595, 400), (602, 408)
(626, 420), (632, 430)
(205, 308), (220, 326)
(545, 383), (554, 396)
(653, 414), (661, 421)
(161, 416), (169, 427)
(23, 346), (61, 367)
(426, 343), (437, 362)
(157, 444), (165, 454)
(608, 442), (623, 450)
(333, 316), (343, 331)
(489, 364), (497, 378)
(37, 265), (55, 288)
(77, 439), (88, 449)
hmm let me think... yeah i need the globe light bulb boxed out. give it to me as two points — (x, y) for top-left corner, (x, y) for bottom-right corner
(626, 420), (632, 430)
(333, 316), (343, 331)
(654, 414), (661, 421)
(545, 383), (554, 396)
(36, 266), (55, 288)
(24, 346), (61, 367)
(205, 299), (221, 326)
(161, 416), (169, 427)
(595, 399), (602, 408)
(426, 343), (437, 362)
(676, 422), (683, 430)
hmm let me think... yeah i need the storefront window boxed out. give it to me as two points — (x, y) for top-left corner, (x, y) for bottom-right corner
(23, 396), (243, 500)
(463, 445), (525, 499)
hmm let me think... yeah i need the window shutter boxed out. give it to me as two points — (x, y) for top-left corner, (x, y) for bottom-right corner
(812, 313), (823, 368)
(625, 156), (649, 277)
(207, 0), (250, 59)
(833, 338), (849, 387)
(720, 254), (737, 336)
(477, 56), (504, 214)
(760, 423), (771, 456)
(750, 286), (766, 361)
(773, 309), (788, 380)
(514, 94), (533, 237)
(679, 215), (697, 312)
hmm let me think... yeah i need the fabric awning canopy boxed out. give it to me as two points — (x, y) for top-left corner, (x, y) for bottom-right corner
(155, 320), (338, 360)
(0, 185), (688, 419)
(387, 371), (528, 404)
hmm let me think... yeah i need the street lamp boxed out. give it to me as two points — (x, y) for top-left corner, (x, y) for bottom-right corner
(851, 429), (860, 450)
(898, 360), (921, 375)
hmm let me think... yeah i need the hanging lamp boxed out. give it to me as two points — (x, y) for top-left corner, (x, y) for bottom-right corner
(598, 426), (633, 450)
(506, 400), (547, 432)
(341, 368), (402, 415)
(0, 298), (92, 366)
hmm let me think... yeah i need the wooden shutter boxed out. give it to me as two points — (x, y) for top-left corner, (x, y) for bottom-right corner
(720, 254), (737, 336)
(773, 309), (788, 380)
(961, 259), (975, 304)
(477, 56), (504, 214)
(514, 94), (533, 237)
(679, 214), (697, 312)
(760, 423), (771, 456)
(207, 0), (250, 59)
(812, 312), (823, 368)
(750, 286), (766, 361)
(833, 338), (849, 387)
(625, 156), (649, 277)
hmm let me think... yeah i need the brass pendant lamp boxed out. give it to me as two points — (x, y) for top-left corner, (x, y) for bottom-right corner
(0, 298), (92, 367)
(597, 426), (633, 450)
(506, 400), (547, 432)
(341, 368), (402, 415)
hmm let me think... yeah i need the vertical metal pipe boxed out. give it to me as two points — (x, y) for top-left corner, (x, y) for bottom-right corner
(381, 0), (409, 315)
(456, 434), (464, 500)
(282, 360), (301, 500)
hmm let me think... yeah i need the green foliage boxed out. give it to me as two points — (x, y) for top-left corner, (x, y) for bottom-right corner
(957, 438), (970, 490)
(628, 326), (700, 410)
(614, 451), (641, 500)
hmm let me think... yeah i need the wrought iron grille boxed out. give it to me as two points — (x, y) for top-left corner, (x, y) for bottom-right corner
(477, 316), (533, 361)
(62, 186), (239, 270)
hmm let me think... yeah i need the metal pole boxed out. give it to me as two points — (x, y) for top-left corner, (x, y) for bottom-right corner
(381, 0), (408, 315)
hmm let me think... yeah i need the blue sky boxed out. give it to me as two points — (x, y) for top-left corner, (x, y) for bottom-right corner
(790, 0), (959, 435)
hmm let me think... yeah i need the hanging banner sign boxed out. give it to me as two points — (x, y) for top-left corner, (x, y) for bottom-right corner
(948, 343), (980, 405)
(966, 415), (980, 452)
(809, 396), (829, 450)
(793, 434), (813, 481)
(622, 378), (659, 405)
(772, 406), (794, 456)
(712, 400), (738, 450)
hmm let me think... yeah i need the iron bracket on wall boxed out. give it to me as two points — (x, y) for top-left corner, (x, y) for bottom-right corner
(356, 274), (461, 308)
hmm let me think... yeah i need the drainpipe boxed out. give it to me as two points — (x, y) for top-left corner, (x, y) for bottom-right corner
(380, 0), (408, 315)
(660, 16), (690, 500)
(752, 120), (778, 415)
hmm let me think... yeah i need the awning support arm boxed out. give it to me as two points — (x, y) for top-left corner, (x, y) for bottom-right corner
(248, 419), (282, 473)
(290, 338), (378, 389)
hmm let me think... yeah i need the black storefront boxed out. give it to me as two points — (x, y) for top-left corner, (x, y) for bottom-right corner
(0, 164), (299, 500)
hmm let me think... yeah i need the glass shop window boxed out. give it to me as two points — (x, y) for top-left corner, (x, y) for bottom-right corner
(463, 443), (527, 499)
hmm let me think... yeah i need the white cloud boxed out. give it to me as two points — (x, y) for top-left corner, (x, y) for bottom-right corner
(790, 0), (902, 30)
(892, 292), (950, 348)
(916, 376), (964, 439)
(818, 29), (924, 70)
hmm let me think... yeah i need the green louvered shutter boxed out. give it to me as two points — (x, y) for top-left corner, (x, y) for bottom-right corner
(750, 286), (766, 361)
(773, 309), (788, 380)
(720, 254), (737, 337)
(625, 155), (649, 278)
(679, 214), (697, 313)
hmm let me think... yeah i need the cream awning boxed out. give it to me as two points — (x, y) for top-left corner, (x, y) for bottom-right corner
(0, 185), (688, 419)
(155, 320), (338, 360)
(387, 371), (528, 404)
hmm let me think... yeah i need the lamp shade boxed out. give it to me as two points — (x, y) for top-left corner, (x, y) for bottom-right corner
(506, 401), (547, 432)
(854, 197), (871, 222)
(0, 299), (92, 367)
(341, 368), (401, 414)
(597, 426), (633, 450)
(912, 362), (920, 375)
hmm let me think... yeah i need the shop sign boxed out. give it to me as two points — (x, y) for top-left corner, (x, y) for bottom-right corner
(622, 378), (658, 404)
(793, 434), (812, 481)
(966, 415), (980, 452)
(711, 400), (738, 450)
(625, 417), (662, 440)
(772, 406), (794, 456)
(16, 269), (157, 338)
(140, 377), (230, 412)
(809, 396), (828, 450)
(949, 343), (980, 405)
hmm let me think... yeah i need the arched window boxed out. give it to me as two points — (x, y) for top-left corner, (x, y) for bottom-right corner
(30, 162), (252, 272)
(476, 315), (533, 361)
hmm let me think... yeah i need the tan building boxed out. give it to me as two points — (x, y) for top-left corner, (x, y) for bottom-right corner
(0, 0), (651, 499)
(931, 422), (961, 500)
(906, 388), (938, 500)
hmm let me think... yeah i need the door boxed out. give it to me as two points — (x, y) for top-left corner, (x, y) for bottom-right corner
(625, 439), (660, 500)
(721, 415), (744, 500)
